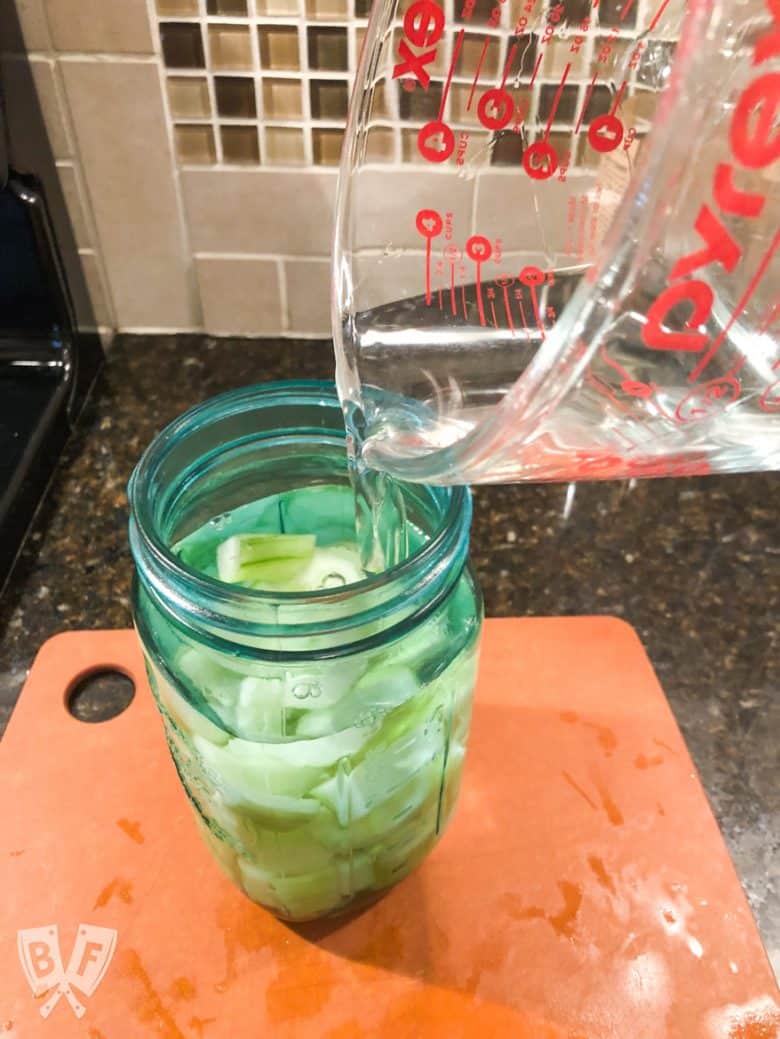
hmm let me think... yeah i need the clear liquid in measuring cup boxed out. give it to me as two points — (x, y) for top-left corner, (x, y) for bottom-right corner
(332, 0), (780, 484)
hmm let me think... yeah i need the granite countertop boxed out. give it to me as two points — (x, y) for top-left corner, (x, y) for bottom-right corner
(1, 335), (777, 974)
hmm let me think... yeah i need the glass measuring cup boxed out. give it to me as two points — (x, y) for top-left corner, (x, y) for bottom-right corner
(333, 0), (780, 482)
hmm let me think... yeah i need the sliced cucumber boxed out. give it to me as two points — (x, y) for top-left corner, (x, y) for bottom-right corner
(236, 858), (286, 912)
(238, 852), (374, 919)
(147, 658), (229, 746)
(373, 825), (436, 889)
(239, 826), (335, 875)
(295, 664), (417, 738)
(312, 745), (441, 827)
(233, 675), (285, 740)
(217, 533), (316, 585)
(296, 544), (364, 589)
(194, 816), (241, 884)
(226, 724), (370, 770)
(177, 646), (242, 718)
(193, 724), (370, 806)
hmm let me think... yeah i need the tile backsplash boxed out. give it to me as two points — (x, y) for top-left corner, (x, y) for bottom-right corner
(1, 0), (680, 339)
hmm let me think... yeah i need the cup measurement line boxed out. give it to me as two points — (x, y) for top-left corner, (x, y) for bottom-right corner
(517, 294), (529, 333)
(501, 284), (515, 333)
(610, 80), (627, 115)
(544, 62), (572, 139)
(467, 35), (492, 110)
(440, 29), (466, 121)
(501, 42), (518, 89)
(575, 71), (599, 134)
(528, 51), (543, 86)
(648, 0), (672, 31)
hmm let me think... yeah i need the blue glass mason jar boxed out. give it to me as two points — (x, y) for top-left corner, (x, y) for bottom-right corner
(128, 382), (482, 922)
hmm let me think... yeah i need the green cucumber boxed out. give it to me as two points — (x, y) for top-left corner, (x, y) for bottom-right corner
(295, 664), (417, 738)
(147, 658), (230, 746)
(217, 533), (316, 585)
(238, 852), (375, 919)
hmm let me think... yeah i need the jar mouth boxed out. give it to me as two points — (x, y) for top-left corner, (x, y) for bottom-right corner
(128, 381), (471, 651)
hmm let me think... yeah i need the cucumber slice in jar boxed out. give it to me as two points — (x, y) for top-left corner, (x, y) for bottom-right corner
(239, 826), (336, 875)
(233, 675), (285, 740)
(192, 725), (370, 800)
(146, 657), (229, 746)
(217, 533), (316, 584)
(216, 534), (365, 592)
(238, 852), (375, 919)
(177, 646), (242, 728)
(296, 544), (364, 589)
(295, 665), (418, 738)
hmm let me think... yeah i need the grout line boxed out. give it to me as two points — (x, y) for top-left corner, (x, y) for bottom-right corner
(52, 58), (119, 330)
(43, 57), (76, 160)
(276, 257), (290, 330)
(248, 4), (265, 158)
(196, 249), (332, 260)
(180, 160), (338, 170)
(55, 159), (97, 251)
(116, 325), (332, 337)
(53, 52), (160, 64)
(198, 0), (225, 163)
(297, 5), (315, 163)
(77, 247), (115, 328)
(147, 0), (206, 326)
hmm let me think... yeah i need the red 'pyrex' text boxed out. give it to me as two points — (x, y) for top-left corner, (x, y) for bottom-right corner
(641, 0), (780, 367)
(392, 0), (446, 88)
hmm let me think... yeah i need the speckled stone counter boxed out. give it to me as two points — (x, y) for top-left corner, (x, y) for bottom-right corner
(1, 335), (777, 973)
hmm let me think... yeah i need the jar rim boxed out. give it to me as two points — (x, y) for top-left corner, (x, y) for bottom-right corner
(128, 381), (472, 650)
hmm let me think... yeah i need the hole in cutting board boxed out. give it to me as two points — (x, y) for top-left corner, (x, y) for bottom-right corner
(67, 670), (135, 723)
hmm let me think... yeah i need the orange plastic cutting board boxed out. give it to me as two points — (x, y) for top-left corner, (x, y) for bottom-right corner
(1, 619), (778, 1039)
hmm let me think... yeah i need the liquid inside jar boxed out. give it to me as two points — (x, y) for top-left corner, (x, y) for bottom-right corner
(139, 481), (480, 922)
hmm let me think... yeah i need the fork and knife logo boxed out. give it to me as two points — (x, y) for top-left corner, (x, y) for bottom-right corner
(17, 924), (117, 1019)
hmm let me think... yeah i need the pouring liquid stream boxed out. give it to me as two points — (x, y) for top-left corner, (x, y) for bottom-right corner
(345, 401), (410, 574)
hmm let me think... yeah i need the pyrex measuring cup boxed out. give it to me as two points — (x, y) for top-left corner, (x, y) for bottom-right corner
(332, 0), (780, 482)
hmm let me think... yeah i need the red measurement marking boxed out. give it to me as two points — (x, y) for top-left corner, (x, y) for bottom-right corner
(574, 71), (598, 134)
(476, 270), (486, 325)
(467, 236), (492, 327)
(438, 286), (444, 310)
(610, 79), (627, 115)
(648, 0), (671, 31)
(619, 0), (637, 21)
(467, 36), (491, 111)
(528, 52), (542, 87)
(416, 208), (442, 305)
(462, 283), (468, 320)
(688, 229), (780, 382)
(544, 62), (571, 139)
(501, 43), (517, 89)
(502, 285), (515, 333)
(600, 346), (654, 398)
(440, 29), (465, 120)
(758, 300), (780, 335)
(490, 298), (498, 329)
(516, 294), (529, 333)
(529, 285), (545, 339)
(450, 264), (457, 314)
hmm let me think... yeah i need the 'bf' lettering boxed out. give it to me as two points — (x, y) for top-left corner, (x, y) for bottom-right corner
(392, 0), (445, 88)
